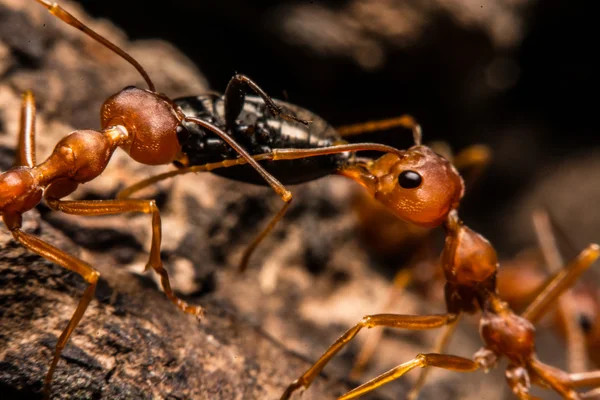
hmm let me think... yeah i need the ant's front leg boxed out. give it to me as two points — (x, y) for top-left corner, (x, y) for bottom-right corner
(223, 74), (309, 128)
(44, 196), (204, 319)
(3, 212), (99, 397)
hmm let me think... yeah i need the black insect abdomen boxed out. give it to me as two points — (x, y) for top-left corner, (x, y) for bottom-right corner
(175, 95), (349, 185)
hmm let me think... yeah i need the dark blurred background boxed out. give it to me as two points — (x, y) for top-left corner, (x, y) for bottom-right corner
(71, 0), (598, 255)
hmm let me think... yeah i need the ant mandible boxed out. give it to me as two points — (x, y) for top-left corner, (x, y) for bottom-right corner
(276, 138), (600, 398)
(0, 0), (413, 395)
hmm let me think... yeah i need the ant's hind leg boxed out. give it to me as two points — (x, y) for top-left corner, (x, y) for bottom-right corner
(44, 197), (203, 318)
(280, 313), (457, 400)
(521, 243), (600, 324)
(338, 353), (478, 400)
(14, 90), (36, 168)
(224, 74), (309, 127)
(4, 213), (99, 396)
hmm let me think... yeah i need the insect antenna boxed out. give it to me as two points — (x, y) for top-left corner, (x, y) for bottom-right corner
(35, 0), (155, 91)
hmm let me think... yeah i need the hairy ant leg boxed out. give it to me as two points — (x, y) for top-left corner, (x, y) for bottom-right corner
(15, 91), (37, 168)
(339, 353), (478, 400)
(44, 197), (203, 318)
(3, 213), (100, 396)
(224, 74), (310, 127)
(279, 313), (457, 400)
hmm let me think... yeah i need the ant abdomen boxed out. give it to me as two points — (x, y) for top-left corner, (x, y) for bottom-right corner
(101, 87), (182, 165)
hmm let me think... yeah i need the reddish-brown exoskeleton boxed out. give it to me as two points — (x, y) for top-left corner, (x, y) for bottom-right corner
(350, 202), (600, 384)
(279, 132), (600, 398)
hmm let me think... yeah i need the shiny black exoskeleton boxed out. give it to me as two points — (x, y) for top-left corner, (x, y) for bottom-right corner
(174, 75), (349, 185)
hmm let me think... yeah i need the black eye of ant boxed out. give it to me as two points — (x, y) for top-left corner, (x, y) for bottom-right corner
(578, 314), (594, 334)
(398, 170), (422, 189)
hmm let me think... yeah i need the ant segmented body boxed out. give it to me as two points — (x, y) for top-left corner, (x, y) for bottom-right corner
(351, 204), (600, 391)
(278, 135), (600, 398)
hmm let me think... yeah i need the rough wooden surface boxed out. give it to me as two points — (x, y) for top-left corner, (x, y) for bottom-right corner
(1, 1), (586, 400)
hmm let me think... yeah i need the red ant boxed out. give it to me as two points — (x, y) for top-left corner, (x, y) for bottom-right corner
(278, 136), (600, 398)
(348, 144), (598, 382)
(350, 204), (599, 395)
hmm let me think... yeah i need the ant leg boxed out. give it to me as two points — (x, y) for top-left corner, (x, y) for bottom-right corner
(223, 74), (309, 127)
(569, 370), (600, 387)
(183, 117), (292, 203)
(532, 209), (588, 373)
(279, 313), (458, 400)
(527, 358), (587, 399)
(14, 90), (36, 167)
(118, 143), (401, 268)
(238, 200), (291, 272)
(349, 269), (413, 379)
(406, 314), (462, 400)
(118, 143), (403, 200)
(336, 114), (422, 145)
(45, 198), (203, 318)
(5, 214), (99, 396)
(116, 158), (258, 199)
(522, 244), (600, 324)
(338, 353), (478, 400)
(581, 388), (600, 399)
(451, 144), (492, 189)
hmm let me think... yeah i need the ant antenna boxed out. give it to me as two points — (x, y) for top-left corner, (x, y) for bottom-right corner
(35, 0), (156, 92)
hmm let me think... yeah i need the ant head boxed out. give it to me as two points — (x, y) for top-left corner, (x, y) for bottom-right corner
(347, 145), (465, 227)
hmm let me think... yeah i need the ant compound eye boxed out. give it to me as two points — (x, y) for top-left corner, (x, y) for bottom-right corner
(398, 170), (422, 189)
(578, 314), (594, 334)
